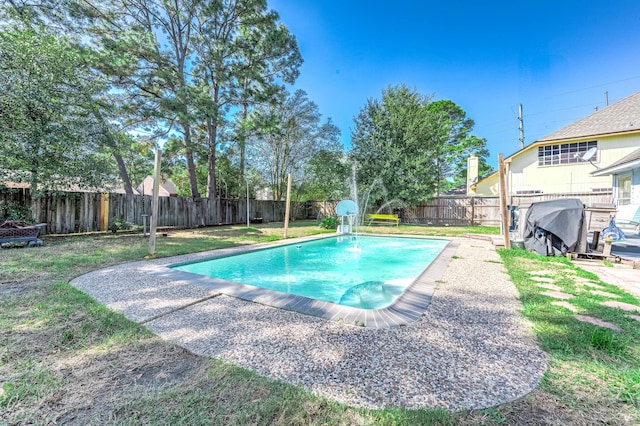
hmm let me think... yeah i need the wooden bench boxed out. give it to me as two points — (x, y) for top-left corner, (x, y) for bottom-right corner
(365, 213), (399, 226)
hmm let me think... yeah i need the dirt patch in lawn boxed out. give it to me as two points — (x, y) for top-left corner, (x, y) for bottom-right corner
(48, 340), (208, 425)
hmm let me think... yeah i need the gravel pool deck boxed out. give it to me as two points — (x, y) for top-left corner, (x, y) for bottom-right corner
(70, 236), (548, 411)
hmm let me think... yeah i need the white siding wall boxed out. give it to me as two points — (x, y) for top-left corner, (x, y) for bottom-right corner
(506, 133), (638, 195)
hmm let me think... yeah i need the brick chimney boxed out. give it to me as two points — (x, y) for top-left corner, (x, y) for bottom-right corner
(467, 154), (479, 195)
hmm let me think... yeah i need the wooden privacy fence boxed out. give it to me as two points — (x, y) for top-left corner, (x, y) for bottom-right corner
(309, 198), (501, 226)
(0, 189), (312, 234)
(1, 188), (614, 235)
(310, 191), (614, 227)
(0, 188), (102, 234)
(406, 192), (613, 226)
(405, 197), (501, 226)
(108, 193), (304, 229)
(508, 191), (613, 207)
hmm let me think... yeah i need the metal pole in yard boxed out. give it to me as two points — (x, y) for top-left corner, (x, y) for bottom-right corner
(246, 178), (250, 228)
(284, 173), (292, 238)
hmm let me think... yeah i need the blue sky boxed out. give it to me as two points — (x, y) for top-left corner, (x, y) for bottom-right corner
(268, 0), (640, 168)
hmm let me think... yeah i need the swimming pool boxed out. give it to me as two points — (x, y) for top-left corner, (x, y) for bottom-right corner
(172, 235), (449, 310)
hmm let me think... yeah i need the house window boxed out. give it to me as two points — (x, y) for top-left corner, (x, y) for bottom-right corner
(618, 175), (632, 206)
(537, 141), (597, 166)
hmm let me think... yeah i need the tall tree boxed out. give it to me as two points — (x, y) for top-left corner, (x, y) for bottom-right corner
(233, 9), (302, 179)
(350, 85), (434, 206)
(301, 150), (350, 201)
(191, 0), (238, 200)
(248, 89), (341, 200)
(192, 0), (301, 201)
(1, 0), (141, 194)
(427, 99), (488, 195)
(0, 27), (116, 192)
(77, 0), (203, 198)
(0, 0), (73, 29)
(350, 85), (488, 205)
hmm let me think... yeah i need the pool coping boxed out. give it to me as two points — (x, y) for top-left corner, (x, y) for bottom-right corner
(153, 233), (456, 329)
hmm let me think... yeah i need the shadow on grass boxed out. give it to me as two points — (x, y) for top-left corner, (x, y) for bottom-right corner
(498, 248), (640, 419)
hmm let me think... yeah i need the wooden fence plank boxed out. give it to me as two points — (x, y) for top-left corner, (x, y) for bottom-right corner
(1, 189), (614, 235)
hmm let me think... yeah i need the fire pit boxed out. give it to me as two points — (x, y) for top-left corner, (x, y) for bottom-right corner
(0, 220), (44, 247)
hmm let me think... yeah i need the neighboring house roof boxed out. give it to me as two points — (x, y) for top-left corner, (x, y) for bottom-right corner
(111, 186), (141, 195)
(137, 176), (178, 197)
(159, 179), (178, 195)
(470, 170), (499, 191)
(592, 147), (640, 176)
(539, 90), (640, 142)
(442, 184), (467, 196)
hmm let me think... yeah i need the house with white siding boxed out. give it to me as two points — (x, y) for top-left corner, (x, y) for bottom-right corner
(472, 90), (640, 206)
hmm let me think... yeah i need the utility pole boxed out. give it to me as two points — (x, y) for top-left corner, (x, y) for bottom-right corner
(518, 104), (524, 149)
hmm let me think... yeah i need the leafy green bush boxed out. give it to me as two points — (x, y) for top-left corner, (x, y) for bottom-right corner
(318, 216), (339, 229)
(109, 218), (134, 233)
(0, 199), (31, 222)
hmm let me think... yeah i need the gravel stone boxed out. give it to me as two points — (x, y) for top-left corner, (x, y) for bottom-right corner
(70, 237), (548, 410)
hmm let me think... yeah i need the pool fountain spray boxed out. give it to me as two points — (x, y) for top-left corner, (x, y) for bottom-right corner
(336, 199), (360, 250)
(349, 162), (411, 230)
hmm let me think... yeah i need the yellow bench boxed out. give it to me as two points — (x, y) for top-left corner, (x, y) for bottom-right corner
(365, 213), (399, 226)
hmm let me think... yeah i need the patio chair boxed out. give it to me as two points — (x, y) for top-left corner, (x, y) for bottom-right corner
(614, 204), (640, 235)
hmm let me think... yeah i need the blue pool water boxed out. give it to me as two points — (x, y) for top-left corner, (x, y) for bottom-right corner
(172, 235), (448, 309)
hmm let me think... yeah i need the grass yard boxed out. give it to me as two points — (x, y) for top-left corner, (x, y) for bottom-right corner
(1, 221), (639, 424)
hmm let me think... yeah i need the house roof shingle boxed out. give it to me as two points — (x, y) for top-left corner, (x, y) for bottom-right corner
(137, 175), (178, 196)
(539, 90), (640, 142)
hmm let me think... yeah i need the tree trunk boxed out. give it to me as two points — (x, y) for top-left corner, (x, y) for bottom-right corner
(91, 109), (134, 194)
(239, 100), (248, 178)
(206, 117), (217, 201)
(112, 152), (134, 194)
(181, 123), (205, 226)
(181, 123), (200, 199)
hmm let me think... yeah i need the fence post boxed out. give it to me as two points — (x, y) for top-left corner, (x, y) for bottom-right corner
(470, 197), (475, 226)
(148, 149), (162, 257)
(100, 193), (109, 231)
(499, 154), (510, 249)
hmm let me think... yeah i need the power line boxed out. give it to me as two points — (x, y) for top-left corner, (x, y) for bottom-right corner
(479, 79), (640, 148)
(522, 101), (603, 118)
(549, 75), (640, 98)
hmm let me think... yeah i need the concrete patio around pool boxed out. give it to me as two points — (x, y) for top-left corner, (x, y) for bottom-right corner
(70, 236), (548, 410)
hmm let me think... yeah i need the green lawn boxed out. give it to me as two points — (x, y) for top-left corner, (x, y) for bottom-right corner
(1, 222), (638, 424)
